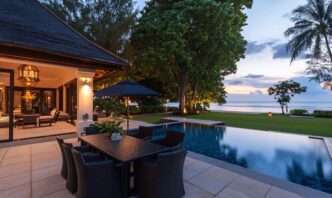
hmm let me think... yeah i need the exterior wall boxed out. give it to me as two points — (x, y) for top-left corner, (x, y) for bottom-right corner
(76, 69), (95, 135)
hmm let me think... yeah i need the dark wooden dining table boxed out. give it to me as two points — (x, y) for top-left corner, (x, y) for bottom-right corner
(79, 133), (171, 198)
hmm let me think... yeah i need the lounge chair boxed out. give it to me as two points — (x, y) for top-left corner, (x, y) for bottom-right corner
(72, 148), (121, 198)
(62, 142), (96, 194)
(134, 148), (187, 198)
(152, 130), (185, 149)
(39, 111), (60, 127)
(130, 126), (153, 140)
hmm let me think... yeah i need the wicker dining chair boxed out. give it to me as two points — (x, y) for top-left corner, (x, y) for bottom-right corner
(130, 126), (153, 140)
(63, 142), (98, 194)
(56, 137), (67, 179)
(134, 148), (187, 198)
(72, 148), (122, 198)
(152, 130), (185, 149)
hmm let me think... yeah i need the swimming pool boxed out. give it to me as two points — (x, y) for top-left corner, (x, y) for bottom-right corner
(142, 122), (332, 193)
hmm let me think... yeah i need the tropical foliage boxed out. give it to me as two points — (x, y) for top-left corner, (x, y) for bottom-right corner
(42, 0), (137, 55)
(285, 0), (332, 62)
(306, 54), (332, 89)
(129, 0), (252, 114)
(286, 0), (332, 90)
(268, 80), (307, 115)
(93, 121), (124, 135)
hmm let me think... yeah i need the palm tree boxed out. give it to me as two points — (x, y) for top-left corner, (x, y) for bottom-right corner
(285, 0), (332, 62)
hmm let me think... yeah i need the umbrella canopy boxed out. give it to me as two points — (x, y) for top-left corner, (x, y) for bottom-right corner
(94, 79), (160, 133)
(94, 79), (160, 97)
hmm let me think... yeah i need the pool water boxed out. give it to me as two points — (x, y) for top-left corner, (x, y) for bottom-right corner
(144, 122), (332, 193)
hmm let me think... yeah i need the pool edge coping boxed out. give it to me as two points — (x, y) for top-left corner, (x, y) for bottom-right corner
(323, 137), (332, 160)
(187, 151), (332, 198)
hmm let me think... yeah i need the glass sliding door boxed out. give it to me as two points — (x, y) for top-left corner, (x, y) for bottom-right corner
(0, 68), (14, 142)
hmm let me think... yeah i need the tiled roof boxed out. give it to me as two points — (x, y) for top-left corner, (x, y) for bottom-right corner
(0, 0), (129, 67)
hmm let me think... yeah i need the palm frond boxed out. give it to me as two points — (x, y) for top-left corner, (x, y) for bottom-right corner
(287, 29), (316, 62)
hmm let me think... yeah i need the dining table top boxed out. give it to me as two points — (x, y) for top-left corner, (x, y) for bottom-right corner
(79, 133), (170, 163)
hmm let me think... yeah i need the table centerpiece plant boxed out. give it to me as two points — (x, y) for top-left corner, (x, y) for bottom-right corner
(93, 121), (124, 141)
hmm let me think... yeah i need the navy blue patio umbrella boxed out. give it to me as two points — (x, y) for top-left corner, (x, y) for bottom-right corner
(94, 79), (160, 132)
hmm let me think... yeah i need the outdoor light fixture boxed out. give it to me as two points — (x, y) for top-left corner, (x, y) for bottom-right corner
(17, 64), (40, 87)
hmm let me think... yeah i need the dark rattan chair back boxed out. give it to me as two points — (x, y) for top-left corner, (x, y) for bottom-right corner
(84, 126), (100, 135)
(134, 148), (187, 198)
(153, 130), (185, 148)
(71, 148), (121, 198)
(131, 126), (153, 140)
(62, 143), (76, 193)
(56, 137), (67, 179)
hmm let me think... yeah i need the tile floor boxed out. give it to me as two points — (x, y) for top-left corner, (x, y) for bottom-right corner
(0, 121), (76, 141)
(0, 138), (307, 198)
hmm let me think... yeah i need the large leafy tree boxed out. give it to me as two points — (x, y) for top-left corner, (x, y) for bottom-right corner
(42, 0), (137, 55)
(285, 0), (332, 62)
(130, 0), (252, 113)
(268, 80), (307, 115)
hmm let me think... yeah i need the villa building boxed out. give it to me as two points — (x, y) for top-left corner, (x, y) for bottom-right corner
(0, 0), (129, 141)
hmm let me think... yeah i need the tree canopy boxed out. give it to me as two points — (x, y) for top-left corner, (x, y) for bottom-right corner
(130, 0), (252, 113)
(268, 80), (307, 114)
(42, 0), (138, 55)
(285, 0), (332, 62)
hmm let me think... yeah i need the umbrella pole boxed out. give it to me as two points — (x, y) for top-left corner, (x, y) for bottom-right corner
(126, 96), (129, 134)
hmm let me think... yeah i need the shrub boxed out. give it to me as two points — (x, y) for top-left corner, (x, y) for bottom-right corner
(93, 98), (126, 116)
(139, 98), (164, 114)
(313, 110), (332, 118)
(290, 109), (308, 116)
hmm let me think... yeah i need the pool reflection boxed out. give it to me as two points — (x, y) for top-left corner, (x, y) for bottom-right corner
(151, 123), (332, 194)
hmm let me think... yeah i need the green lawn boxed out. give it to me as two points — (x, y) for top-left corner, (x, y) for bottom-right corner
(133, 112), (332, 137)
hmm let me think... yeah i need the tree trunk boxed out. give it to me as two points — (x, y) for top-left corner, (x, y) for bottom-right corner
(323, 34), (332, 62)
(280, 103), (285, 115)
(189, 83), (199, 111)
(178, 80), (186, 114)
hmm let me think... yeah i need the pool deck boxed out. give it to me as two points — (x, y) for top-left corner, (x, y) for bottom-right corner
(0, 119), (331, 198)
(0, 138), (328, 198)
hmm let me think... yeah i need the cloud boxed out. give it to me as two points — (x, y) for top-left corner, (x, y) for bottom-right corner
(228, 80), (243, 85)
(246, 41), (275, 55)
(250, 90), (264, 95)
(272, 43), (290, 59)
(246, 41), (307, 60)
(244, 74), (264, 79)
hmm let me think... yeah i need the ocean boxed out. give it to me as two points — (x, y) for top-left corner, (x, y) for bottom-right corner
(165, 101), (332, 114)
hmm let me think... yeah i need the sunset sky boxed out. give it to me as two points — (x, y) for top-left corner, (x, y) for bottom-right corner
(136, 0), (332, 102)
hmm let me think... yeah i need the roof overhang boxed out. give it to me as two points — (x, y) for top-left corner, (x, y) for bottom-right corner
(0, 43), (129, 71)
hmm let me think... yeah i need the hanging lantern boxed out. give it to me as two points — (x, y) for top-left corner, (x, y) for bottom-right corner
(17, 64), (40, 87)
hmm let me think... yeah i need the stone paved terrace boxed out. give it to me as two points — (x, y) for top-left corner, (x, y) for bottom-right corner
(0, 137), (329, 198)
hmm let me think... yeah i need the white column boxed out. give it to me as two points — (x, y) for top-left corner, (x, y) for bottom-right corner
(76, 69), (95, 136)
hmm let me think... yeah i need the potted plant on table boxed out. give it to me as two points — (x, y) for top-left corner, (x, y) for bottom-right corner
(94, 121), (124, 141)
